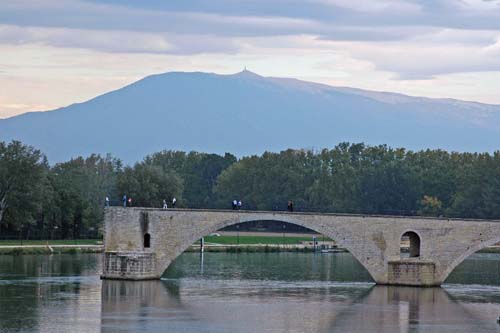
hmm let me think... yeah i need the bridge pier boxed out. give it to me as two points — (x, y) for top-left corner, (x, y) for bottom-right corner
(102, 251), (160, 280)
(386, 260), (439, 287)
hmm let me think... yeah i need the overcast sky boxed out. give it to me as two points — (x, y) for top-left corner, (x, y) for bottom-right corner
(1, 0), (500, 118)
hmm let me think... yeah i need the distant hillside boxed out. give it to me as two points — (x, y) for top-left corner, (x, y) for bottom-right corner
(1, 70), (499, 163)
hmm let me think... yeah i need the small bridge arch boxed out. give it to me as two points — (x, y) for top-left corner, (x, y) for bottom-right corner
(400, 230), (422, 258)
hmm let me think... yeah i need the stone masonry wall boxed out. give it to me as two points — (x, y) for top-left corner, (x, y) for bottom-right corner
(102, 251), (157, 280)
(387, 261), (437, 286)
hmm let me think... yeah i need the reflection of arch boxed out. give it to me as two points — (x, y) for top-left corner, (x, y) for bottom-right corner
(440, 236), (500, 282)
(330, 286), (483, 332)
(144, 233), (151, 248)
(157, 217), (377, 281)
(401, 231), (421, 258)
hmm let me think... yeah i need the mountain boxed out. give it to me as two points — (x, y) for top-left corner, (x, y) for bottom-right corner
(1, 70), (499, 163)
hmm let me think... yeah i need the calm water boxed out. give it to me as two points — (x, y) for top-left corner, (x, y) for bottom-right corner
(1, 252), (500, 332)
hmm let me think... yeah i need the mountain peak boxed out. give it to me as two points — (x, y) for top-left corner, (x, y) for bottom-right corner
(232, 68), (263, 79)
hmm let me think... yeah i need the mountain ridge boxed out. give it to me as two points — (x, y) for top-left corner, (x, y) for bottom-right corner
(1, 70), (499, 163)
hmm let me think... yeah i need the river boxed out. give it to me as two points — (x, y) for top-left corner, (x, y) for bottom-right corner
(1, 252), (500, 332)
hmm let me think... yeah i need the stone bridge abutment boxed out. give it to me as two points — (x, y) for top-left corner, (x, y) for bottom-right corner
(102, 207), (500, 287)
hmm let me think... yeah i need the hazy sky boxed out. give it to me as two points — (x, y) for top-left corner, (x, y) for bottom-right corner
(1, 0), (500, 118)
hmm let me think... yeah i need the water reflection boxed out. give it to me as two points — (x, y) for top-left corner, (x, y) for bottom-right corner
(100, 280), (500, 333)
(100, 252), (500, 333)
(331, 286), (500, 333)
(0, 254), (101, 332)
(101, 279), (370, 333)
(101, 280), (193, 333)
(2, 253), (500, 332)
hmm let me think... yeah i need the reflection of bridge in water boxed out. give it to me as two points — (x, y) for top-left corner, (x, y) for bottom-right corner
(100, 279), (500, 333)
(102, 207), (500, 286)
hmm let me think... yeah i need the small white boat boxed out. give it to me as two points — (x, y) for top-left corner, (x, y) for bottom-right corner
(320, 248), (345, 253)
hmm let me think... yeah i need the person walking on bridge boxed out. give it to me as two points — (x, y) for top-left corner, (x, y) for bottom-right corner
(122, 195), (127, 207)
(232, 199), (237, 210)
(172, 197), (177, 208)
(163, 199), (168, 210)
(237, 200), (242, 210)
(287, 200), (294, 212)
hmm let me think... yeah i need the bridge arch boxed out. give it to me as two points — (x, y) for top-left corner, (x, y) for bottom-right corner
(439, 235), (500, 282)
(155, 215), (378, 282)
(400, 230), (422, 258)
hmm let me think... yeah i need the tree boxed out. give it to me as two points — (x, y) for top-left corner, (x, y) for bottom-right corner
(215, 149), (317, 211)
(0, 141), (48, 231)
(117, 163), (183, 207)
(418, 195), (443, 216)
(145, 150), (236, 207)
(49, 154), (120, 238)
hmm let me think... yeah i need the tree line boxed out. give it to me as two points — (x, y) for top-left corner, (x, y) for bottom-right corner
(1, 140), (499, 239)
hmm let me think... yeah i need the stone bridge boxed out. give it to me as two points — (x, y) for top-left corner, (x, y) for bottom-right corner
(101, 207), (500, 286)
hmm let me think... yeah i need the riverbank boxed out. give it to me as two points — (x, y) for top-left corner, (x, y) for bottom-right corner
(0, 239), (101, 246)
(0, 244), (333, 255)
(0, 245), (103, 255)
(2, 236), (500, 255)
(2, 245), (500, 255)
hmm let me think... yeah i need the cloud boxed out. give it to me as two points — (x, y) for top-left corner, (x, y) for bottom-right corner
(339, 38), (500, 79)
(483, 38), (500, 55)
(2, 0), (500, 35)
(0, 25), (171, 54)
(315, 0), (422, 13)
(1, 0), (500, 109)
(0, 25), (242, 55)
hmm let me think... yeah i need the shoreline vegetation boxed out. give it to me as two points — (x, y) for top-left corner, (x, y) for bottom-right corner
(1, 140), (500, 245)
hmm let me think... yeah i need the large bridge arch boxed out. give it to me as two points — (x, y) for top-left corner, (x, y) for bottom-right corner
(154, 215), (378, 281)
(439, 235), (500, 283)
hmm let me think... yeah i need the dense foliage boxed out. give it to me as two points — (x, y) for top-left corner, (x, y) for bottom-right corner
(0, 141), (48, 232)
(0, 140), (499, 239)
(215, 143), (500, 218)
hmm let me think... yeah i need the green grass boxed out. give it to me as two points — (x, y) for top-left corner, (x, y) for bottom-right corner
(477, 247), (500, 254)
(200, 235), (331, 245)
(0, 239), (101, 246)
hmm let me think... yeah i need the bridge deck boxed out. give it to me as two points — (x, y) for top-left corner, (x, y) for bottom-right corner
(113, 207), (500, 223)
